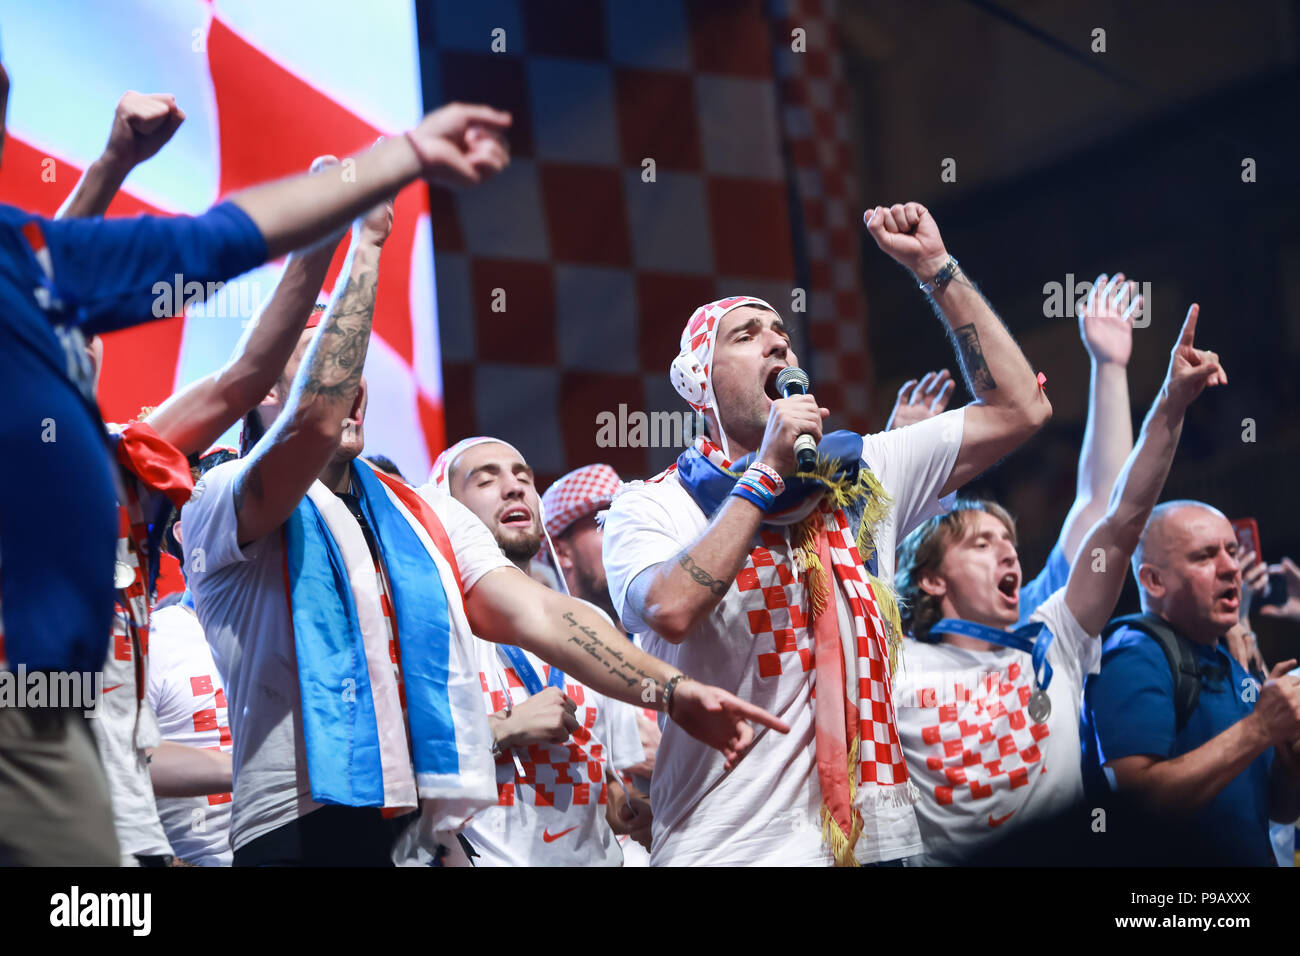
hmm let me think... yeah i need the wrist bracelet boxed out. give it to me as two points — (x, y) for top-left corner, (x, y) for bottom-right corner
(730, 475), (775, 511)
(663, 673), (692, 721)
(918, 256), (959, 296)
(748, 461), (786, 495)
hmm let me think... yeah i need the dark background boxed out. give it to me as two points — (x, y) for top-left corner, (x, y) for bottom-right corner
(840, 0), (1300, 660)
(417, 0), (1300, 660)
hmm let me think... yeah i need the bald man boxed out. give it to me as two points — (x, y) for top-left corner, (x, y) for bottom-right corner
(1083, 500), (1300, 864)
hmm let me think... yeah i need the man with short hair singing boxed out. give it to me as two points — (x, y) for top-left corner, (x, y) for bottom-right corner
(602, 203), (1052, 865)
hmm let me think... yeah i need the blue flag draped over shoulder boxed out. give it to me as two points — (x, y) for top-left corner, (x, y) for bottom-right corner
(282, 459), (495, 816)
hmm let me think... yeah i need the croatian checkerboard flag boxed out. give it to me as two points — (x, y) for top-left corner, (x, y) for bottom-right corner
(0, 0), (444, 479)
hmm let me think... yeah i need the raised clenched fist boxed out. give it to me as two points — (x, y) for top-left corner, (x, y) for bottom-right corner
(103, 91), (185, 170)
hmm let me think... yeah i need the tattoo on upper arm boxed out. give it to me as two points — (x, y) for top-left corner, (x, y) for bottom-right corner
(952, 322), (997, 392)
(678, 552), (728, 596)
(562, 611), (654, 689)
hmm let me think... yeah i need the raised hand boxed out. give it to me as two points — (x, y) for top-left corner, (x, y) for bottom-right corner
(863, 202), (949, 278)
(670, 680), (790, 771)
(1224, 621), (1266, 677)
(1080, 272), (1137, 366)
(356, 196), (395, 249)
(887, 369), (955, 430)
(1163, 304), (1226, 410)
(1260, 557), (1300, 623)
(406, 102), (512, 188)
(102, 91), (185, 171)
(1239, 549), (1270, 617)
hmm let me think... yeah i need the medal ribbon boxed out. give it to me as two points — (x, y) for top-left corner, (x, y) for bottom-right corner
(931, 618), (1055, 693)
(498, 644), (565, 697)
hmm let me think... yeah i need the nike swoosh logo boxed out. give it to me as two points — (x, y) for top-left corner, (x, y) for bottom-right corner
(988, 811), (1014, 828)
(102, 684), (124, 693)
(542, 826), (578, 843)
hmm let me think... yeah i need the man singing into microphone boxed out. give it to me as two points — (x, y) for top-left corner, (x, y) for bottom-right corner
(601, 202), (1052, 866)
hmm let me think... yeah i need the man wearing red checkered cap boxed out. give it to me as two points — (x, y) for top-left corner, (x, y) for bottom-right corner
(542, 464), (624, 625)
(543, 463), (662, 862)
(602, 202), (1053, 865)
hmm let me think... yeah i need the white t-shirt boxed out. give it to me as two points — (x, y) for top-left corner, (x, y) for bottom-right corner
(461, 641), (645, 866)
(145, 603), (233, 866)
(894, 587), (1101, 864)
(180, 459), (512, 852)
(90, 621), (171, 861)
(91, 478), (172, 862)
(602, 409), (965, 866)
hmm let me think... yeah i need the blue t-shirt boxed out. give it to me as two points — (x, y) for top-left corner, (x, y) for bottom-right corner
(0, 202), (266, 673)
(1018, 542), (1069, 627)
(1082, 626), (1276, 865)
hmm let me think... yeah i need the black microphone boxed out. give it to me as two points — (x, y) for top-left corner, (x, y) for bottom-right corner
(775, 366), (819, 473)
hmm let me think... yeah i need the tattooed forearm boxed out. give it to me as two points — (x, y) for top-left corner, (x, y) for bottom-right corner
(302, 268), (378, 400)
(562, 611), (655, 689)
(951, 322), (997, 392)
(678, 552), (728, 596)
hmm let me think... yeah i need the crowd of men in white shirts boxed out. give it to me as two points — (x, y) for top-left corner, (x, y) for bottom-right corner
(4, 81), (1300, 868)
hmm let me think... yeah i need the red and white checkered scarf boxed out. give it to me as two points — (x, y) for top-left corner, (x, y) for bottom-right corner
(690, 436), (916, 865)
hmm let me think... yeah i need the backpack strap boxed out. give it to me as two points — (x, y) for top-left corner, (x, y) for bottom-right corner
(1103, 613), (1203, 734)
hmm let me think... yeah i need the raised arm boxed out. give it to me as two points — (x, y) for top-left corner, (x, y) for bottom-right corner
(466, 568), (790, 770)
(1055, 273), (1137, 562)
(228, 104), (509, 259)
(1065, 304), (1224, 635)
(864, 203), (1051, 497)
(57, 91), (185, 220)
(144, 160), (347, 457)
(231, 203), (389, 546)
(624, 392), (827, 643)
(39, 103), (509, 336)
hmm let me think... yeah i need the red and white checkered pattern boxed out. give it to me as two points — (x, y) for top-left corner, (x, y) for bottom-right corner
(737, 529), (813, 678)
(479, 666), (609, 809)
(540, 463), (623, 539)
(671, 295), (777, 414)
(771, 0), (876, 433)
(821, 507), (909, 787)
(427, 0), (874, 485)
(915, 660), (1050, 805)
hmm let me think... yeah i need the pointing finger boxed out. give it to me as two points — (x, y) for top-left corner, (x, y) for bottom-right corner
(1177, 303), (1200, 348)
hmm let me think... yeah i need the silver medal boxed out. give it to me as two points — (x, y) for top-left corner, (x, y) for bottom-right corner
(1027, 687), (1051, 723)
(114, 560), (135, 590)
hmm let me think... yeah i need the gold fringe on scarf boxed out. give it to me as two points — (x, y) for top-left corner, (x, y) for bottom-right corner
(820, 735), (863, 867)
(782, 454), (905, 675)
